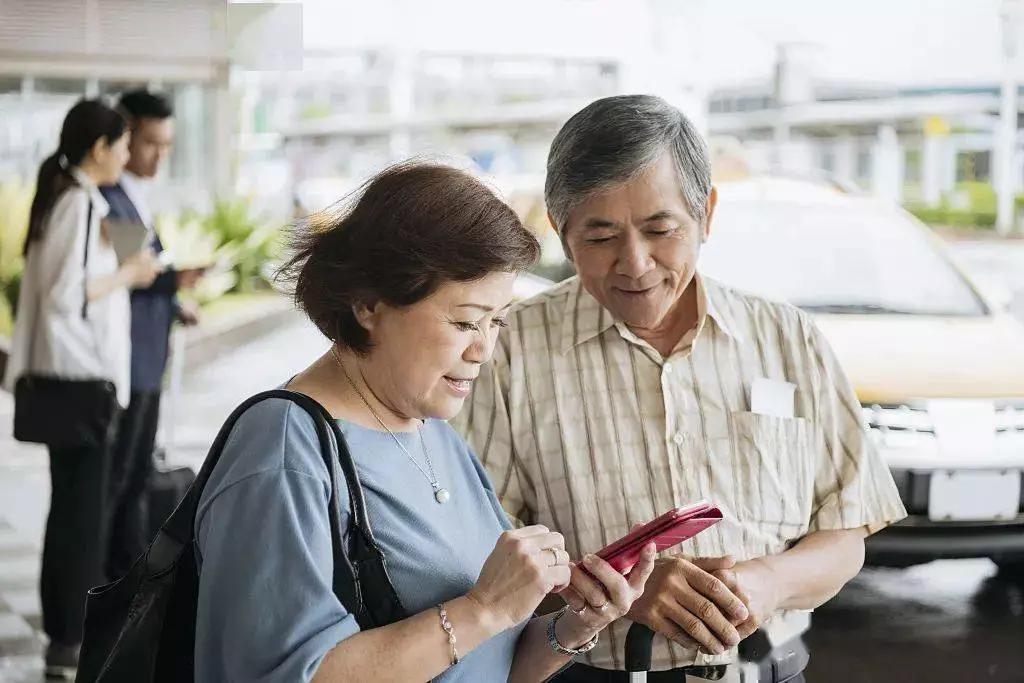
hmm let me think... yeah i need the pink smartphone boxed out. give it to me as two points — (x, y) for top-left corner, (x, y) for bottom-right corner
(595, 500), (723, 574)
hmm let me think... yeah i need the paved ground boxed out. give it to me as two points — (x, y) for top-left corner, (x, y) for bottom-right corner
(1, 241), (1023, 681)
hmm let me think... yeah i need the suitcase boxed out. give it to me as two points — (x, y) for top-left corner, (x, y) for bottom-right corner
(624, 623), (809, 682)
(148, 450), (195, 540)
(148, 328), (196, 539)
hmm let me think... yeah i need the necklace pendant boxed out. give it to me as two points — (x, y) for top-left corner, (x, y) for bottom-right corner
(434, 487), (451, 504)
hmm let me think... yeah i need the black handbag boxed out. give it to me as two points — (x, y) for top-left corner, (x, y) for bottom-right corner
(13, 200), (120, 449)
(75, 390), (407, 683)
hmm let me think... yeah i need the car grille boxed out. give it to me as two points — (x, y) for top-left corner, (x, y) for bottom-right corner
(864, 402), (1024, 518)
(889, 469), (1024, 517)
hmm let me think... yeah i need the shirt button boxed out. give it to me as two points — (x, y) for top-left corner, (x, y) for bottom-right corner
(673, 432), (685, 445)
(664, 362), (673, 374)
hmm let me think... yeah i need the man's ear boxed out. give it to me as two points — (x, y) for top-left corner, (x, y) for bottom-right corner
(551, 211), (575, 263)
(702, 186), (719, 244)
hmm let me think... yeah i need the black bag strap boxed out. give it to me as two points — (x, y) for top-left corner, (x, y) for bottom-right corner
(157, 389), (405, 628)
(82, 200), (93, 320)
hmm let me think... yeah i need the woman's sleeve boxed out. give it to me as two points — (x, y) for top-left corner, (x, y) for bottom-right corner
(38, 190), (91, 314)
(194, 404), (360, 683)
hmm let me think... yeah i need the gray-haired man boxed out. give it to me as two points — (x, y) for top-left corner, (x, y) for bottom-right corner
(453, 95), (905, 682)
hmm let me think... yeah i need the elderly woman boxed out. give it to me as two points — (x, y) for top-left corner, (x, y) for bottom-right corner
(193, 162), (656, 682)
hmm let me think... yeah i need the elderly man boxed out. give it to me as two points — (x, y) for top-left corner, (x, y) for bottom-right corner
(452, 95), (906, 682)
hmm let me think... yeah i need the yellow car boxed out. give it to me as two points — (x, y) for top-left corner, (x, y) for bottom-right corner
(700, 176), (1024, 574)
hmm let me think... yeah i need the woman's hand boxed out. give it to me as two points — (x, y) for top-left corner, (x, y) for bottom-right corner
(467, 526), (572, 631)
(553, 543), (658, 648)
(120, 248), (163, 287)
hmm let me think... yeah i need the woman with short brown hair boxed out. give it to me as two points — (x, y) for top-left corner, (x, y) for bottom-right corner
(193, 161), (656, 682)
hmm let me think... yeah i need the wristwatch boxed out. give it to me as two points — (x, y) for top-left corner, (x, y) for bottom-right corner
(546, 607), (600, 657)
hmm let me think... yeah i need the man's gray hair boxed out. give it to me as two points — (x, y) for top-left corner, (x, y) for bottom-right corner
(545, 94), (712, 234)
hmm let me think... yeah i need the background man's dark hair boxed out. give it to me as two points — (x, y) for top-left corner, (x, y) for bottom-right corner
(116, 89), (174, 125)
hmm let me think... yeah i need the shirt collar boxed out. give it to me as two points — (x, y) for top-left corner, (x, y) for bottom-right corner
(559, 273), (742, 355)
(559, 278), (615, 354)
(702, 276), (744, 342)
(69, 166), (110, 217)
(116, 170), (151, 221)
(118, 169), (142, 195)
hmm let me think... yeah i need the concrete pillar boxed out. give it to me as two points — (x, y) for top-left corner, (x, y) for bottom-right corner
(998, 0), (1024, 234)
(997, 63), (1019, 234)
(872, 124), (903, 204)
(834, 135), (857, 186)
(922, 135), (943, 206)
(772, 121), (790, 170)
(212, 65), (234, 194)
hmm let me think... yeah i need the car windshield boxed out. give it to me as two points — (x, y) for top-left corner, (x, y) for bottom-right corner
(698, 198), (988, 317)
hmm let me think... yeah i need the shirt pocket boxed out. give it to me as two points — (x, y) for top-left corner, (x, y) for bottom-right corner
(728, 411), (814, 535)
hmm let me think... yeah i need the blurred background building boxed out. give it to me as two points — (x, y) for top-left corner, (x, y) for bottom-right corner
(0, 0), (232, 216)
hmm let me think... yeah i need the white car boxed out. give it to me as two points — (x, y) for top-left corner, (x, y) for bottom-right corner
(700, 176), (1024, 575)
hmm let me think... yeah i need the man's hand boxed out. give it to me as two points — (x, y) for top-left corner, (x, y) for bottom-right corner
(175, 267), (205, 291)
(177, 300), (200, 327)
(711, 557), (782, 640)
(626, 556), (749, 655)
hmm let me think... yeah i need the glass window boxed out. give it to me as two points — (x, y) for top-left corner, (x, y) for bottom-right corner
(904, 148), (922, 184)
(856, 148), (872, 182)
(699, 199), (987, 317)
(956, 150), (991, 182)
(820, 146), (836, 173)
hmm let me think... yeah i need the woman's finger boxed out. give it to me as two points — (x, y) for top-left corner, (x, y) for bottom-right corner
(569, 562), (611, 609)
(546, 565), (572, 592)
(627, 543), (658, 593)
(580, 554), (632, 609)
(557, 584), (590, 615)
(542, 548), (571, 567)
(513, 525), (551, 538)
(523, 532), (567, 555)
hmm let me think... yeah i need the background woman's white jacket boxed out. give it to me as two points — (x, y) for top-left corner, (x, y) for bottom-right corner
(2, 168), (131, 408)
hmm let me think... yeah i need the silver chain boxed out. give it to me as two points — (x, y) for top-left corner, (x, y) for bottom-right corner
(333, 350), (443, 493)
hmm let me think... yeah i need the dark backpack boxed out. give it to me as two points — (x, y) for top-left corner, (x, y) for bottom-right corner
(76, 390), (407, 683)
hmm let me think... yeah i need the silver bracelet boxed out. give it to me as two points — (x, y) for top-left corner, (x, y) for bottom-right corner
(546, 607), (599, 657)
(437, 603), (460, 666)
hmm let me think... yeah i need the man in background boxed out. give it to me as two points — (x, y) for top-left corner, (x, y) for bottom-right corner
(101, 89), (202, 580)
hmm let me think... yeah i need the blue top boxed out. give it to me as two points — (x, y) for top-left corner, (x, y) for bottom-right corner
(194, 397), (525, 682)
(99, 183), (179, 392)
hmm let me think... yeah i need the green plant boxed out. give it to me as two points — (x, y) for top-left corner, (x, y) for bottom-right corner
(905, 204), (996, 229)
(905, 182), (1004, 230)
(155, 211), (239, 305)
(0, 176), (32, 329)
(201, 196), (283, 294)
(946, 181), (996, 213)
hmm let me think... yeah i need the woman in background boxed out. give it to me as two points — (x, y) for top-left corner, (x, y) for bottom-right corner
(3, 99), (162, 679)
